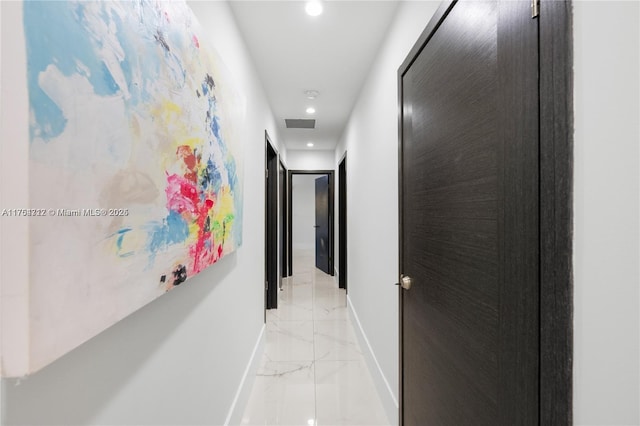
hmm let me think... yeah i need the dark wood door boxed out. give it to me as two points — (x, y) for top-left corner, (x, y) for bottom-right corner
(315, 175), (331, 275)
(265, 137), (278, 310)
(279, 161), (287, 280)
(338, 156), (347, 290)
(399, 1), (539, 424)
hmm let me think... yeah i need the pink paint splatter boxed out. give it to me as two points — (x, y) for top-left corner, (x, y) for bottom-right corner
(189, 197), (216, 273)
(192, 35), (200, 48)
(165, 173), (199, 215)
(163, 140), (223, 275)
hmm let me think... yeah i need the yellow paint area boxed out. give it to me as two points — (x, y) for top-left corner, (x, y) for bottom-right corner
(152, 100), (192, 144)
(215, 186), (235, 218)
(209, 185), (235, 242)
(188, 221), (200, 238)
(178, 137), (204, 152)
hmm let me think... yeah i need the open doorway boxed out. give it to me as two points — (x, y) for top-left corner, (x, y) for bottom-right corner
(287, 170), (334, 277)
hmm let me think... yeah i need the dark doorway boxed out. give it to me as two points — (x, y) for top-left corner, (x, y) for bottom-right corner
(287, 170), (334, 277)
(314, 175), (331, 275)
(265, 132), (278, 311)
(338, 155), (347, 290)
(398, 1), (572, 425)
(279, 160), (288, 280)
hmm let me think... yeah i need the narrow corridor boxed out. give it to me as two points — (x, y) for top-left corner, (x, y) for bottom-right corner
(240, 250), (390, 425)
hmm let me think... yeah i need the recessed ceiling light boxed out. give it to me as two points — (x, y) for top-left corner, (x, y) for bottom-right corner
(305, 1), (323, 17)
(307, 142), (314, 147)
(306, 107), (316, 114)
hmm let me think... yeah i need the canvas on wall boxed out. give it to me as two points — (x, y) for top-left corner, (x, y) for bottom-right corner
(14, 0), (245, 374)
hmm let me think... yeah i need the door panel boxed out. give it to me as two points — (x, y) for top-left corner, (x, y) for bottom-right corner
(402, 3), (499, 423)
(338, 157), (347, 290)
(315, 175), (331, 274)
(399, 1), (539, 424)
(279, 161), (287, 281)
(496, 1), (541, 421)
(265, 139), (278, 310)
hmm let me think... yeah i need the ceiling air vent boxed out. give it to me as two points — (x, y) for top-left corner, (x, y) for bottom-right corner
(285, 119), (316, 129)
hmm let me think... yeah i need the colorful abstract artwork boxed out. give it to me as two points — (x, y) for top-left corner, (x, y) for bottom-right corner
(22, 0), (244, 371)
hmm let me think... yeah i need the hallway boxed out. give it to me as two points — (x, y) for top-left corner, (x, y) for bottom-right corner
(1, 2), (638, 425)
(240, 250), (389, 425)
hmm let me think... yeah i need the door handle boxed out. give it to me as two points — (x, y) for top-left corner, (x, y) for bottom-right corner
(397, 275), (413, 290)
(313, 225), (319, 228)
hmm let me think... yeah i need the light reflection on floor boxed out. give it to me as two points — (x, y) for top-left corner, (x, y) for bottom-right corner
(240, 250), (390, 426)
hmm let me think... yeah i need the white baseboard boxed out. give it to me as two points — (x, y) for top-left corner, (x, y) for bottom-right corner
(347, 296), (399, 425)
(224, 324), (265, 426)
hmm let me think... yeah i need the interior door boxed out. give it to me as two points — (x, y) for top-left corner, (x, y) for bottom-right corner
(399, 1), (540, 424)
(279, 161), (287, 281)
(338, 156), (347, 290)
(315, 175), (331, 275)
(265, 138), (278, 310)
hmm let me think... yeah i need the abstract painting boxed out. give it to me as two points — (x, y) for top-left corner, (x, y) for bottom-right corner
(21, 0), (244, 372)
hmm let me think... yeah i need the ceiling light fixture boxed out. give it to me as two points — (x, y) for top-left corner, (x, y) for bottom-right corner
(304, 89), (319, 100)
(305, 1), (323, 17)
(306, 107), (316, 114)
(307, 142), (314, 147)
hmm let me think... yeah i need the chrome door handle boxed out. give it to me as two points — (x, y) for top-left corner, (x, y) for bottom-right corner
(401, 275), (413, 290)
(397, 275), (413, 290)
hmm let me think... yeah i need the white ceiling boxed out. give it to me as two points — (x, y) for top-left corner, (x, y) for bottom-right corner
(228, 1), (400, 151)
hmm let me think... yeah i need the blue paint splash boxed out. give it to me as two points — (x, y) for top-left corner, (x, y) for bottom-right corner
(201, 158), (222, 193)
(147, 210), (189, 261)
(115, 228), (134, 258)
(23, 1), (122, 141)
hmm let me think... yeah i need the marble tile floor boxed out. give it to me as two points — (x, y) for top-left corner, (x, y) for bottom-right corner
(240, 250), (390, 426)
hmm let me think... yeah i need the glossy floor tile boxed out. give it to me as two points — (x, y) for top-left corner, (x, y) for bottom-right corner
(315, 361), (389, 425)
(240, 250), (390, 426)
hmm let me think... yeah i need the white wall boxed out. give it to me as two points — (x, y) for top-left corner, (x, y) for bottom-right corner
(573, 1), (640, 425)
(1, 1), (282, 424)
(292, 175), (322, 250)
(334, 2), (440, 422)
(0, 2), (4, 421)
(287, 149), (334, 171)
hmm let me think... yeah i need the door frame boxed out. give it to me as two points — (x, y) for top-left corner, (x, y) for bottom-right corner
(338, 153), (347, 291)
(397, 1), (573, 424)
(265, 131), (280, 311)
(287, 170), (335, 277)
(279, 160), (288, 281)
